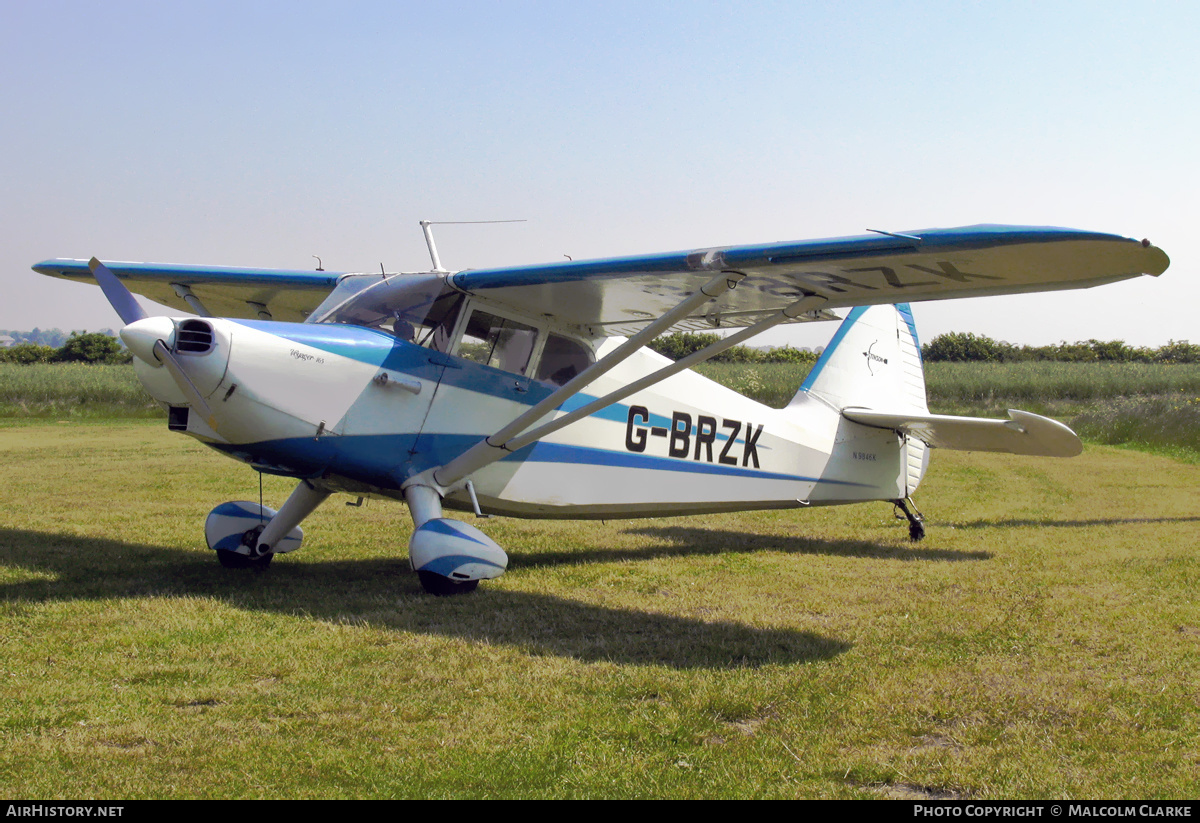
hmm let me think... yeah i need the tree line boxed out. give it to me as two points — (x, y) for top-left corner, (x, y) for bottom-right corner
(649, 332), (819, 364)
(0, 328), (112, 348)
(920, 332), (1199, 363)
(650, 330), (1199, 364)
(0, 331), (131, 364)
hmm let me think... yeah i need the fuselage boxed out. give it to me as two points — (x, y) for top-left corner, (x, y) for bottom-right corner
(133, 317), (911, 519)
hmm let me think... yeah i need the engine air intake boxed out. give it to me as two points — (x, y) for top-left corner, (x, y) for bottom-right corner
(175, 319), (214, 354)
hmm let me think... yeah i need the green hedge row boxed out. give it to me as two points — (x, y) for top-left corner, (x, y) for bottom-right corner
(650, 332), (818, 364)
(922, 332), (1199, 363)
(0, 332), (132, 365)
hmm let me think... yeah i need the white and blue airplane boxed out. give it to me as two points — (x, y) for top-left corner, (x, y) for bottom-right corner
(33, 224), (1169, 594)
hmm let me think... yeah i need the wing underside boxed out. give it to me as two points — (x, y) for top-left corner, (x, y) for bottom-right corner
(31, 260), (344, 322)
(450, 225), (1168, 337)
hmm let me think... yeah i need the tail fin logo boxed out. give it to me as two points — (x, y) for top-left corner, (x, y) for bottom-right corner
(863, 341), (889, 375)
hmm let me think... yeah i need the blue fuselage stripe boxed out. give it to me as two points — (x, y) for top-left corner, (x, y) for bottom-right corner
(219, 319), (834, 489)
(230, 320), (556, 405)
(213, 431), (865, 490)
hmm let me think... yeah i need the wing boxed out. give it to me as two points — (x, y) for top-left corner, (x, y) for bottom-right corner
(31, 259), (345, 322)
(33, 225), (1168, 330)
(450, 224), (1169, 337)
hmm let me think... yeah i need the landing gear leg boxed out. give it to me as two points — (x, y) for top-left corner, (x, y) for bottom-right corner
(254, 480), (330, 555)
(894, 497), (926, 542)
(205, 480), (329, 569)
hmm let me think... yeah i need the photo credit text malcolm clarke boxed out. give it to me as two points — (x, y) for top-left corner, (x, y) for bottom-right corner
(910, 805), (1195, 818)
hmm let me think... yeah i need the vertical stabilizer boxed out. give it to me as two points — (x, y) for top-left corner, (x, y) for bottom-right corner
(790, 303), (928, 416)
(790, 304), (931, 497)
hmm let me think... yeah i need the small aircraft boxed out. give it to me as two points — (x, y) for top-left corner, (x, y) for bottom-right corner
(33, 224), (1169, 594)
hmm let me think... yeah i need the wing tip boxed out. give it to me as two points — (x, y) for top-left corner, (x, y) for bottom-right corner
(31, 258), (91, 279)
(1144, 243), (1170, 276)
(1006, 409), (1083, 457)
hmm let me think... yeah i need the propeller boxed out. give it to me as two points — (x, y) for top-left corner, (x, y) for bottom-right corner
(152, 338), (218, 431)
(88, 258), (147, 325)
(92, 257), (219, 431)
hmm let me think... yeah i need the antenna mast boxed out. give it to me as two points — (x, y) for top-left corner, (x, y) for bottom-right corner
(419, 219), (526, 273)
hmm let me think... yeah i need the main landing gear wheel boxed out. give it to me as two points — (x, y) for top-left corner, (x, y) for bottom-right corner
(205, 501), (302, 570)
(417, 570), (480, 596)
(407, 515), (508, 596)
(216, 547), (273, 570)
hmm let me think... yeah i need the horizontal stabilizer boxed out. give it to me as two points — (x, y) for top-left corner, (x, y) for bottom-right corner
(842, 408), (1082, 457)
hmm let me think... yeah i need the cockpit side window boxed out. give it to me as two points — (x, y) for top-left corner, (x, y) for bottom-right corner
(457, 309), (539, 376)
(535, 334), (594, 386)
(411, 289), (463, 353)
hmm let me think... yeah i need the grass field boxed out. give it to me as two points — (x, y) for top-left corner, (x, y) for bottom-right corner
(0, 421), (1196, 798)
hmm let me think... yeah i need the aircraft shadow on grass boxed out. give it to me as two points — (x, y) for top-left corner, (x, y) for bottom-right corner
(611, 526), (992, 564)
(948, 515), (1200, 530)
(0, 528), (851, 670)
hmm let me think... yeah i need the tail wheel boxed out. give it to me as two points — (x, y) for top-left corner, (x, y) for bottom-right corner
(894, 497), (926, 542)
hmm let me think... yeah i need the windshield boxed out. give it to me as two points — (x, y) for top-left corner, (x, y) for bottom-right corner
(308, 273), (464, 352)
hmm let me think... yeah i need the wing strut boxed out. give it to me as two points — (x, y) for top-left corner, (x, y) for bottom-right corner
(493, 293), (829, 454)
(425, 289), (828, 491)
(171, 284), (213, 317)
(423, 269), (746, 489)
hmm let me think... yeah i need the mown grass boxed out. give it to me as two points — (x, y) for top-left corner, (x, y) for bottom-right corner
(0, 363), (160, 418)
(0, 421), (1196, 798)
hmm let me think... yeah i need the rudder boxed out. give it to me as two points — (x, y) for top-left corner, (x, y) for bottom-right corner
(790, 303), (930, 497)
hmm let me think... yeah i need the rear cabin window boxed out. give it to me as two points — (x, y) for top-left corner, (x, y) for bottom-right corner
(457, 310), (540, 376)
(535, 334), (593, 386)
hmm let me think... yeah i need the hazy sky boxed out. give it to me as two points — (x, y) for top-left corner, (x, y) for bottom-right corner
(2, 1), (1196, 348)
